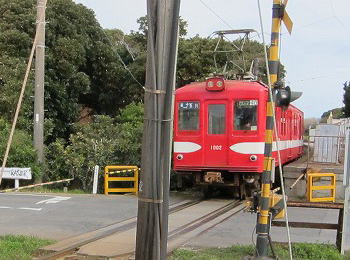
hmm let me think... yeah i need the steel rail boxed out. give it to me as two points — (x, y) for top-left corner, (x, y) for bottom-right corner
(109, 200), (247, 258)
(37, 199), (203, 260)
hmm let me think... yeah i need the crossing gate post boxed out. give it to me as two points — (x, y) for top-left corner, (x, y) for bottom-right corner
(104, 166), (139, 195)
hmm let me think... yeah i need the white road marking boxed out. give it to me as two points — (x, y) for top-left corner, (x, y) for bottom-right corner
(36, 196), (71, 205)
(0, 206), (11, 209)
(18, 207), (42, 211)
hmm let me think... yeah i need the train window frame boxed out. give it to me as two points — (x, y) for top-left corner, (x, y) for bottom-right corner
(178, 101), (200, 132)
(233, 99), (258, 132)
(208, 104), (226, 135)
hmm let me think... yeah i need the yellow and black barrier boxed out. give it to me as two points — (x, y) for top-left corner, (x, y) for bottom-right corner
(307, 173), (336, 202)
(104, 166), (139, 195)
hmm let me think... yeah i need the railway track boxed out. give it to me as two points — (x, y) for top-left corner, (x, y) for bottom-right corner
(38, 199), (247, 260)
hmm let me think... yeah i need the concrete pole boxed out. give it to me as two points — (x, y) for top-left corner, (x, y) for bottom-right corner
(255, 0), (282, 257)
(34, 0), (46, 167)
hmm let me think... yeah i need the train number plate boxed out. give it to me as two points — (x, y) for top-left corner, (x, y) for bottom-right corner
(210, 145), (222, 151)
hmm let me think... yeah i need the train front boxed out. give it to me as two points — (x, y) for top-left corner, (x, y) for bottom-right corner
(173, 77), (268, 198)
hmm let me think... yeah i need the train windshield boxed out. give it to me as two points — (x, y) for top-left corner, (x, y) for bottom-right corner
(178, 101), (200, 131)
(234, 100), (258, 131)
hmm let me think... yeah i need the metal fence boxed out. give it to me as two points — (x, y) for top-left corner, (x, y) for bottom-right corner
(307, 135), (345, 164)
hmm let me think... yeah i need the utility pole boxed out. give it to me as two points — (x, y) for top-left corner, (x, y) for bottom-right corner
(135, 0), (181, 259)
(33, 0), (46, 168)
(255, 0), (293, 257)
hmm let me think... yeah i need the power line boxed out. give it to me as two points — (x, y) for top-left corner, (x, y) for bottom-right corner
(102, 30), (145, 89)
(329, 0), (350, 36)
(198, 0), (234, 30)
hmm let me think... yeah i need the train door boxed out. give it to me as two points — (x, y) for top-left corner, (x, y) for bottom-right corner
(204, 100), (228, 165)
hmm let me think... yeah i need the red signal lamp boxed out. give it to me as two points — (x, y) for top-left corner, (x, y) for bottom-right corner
(206, 77), (225, 91)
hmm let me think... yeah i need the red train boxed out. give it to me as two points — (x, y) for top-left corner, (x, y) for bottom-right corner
(173, 77), (303, 198)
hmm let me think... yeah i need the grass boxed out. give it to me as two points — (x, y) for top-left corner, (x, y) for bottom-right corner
(19, 186), (87, 194)
(0, 235), (53, 260)
(171, 243), (350, 260)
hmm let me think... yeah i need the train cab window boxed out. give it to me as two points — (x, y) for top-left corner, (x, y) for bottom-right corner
(208, 104), (226, 134)
(234, 100), (258, 131)
(178, 101), (200, 131)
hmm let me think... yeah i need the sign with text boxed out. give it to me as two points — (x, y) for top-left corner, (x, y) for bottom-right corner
(2, 168), (32, 180)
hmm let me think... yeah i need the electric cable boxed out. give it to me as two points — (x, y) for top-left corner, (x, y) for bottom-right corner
(257, 1), (293, 259)
(198, 0), (234, 30)
(101, 29), (145, 89)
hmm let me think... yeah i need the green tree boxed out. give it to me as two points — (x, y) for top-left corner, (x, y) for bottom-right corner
(321, 107), (344, 122)
(45, 103), (144, 191)
(343, 81), (350, 117)
(0, 118), (41, 182)
(0, 0), (133, 142)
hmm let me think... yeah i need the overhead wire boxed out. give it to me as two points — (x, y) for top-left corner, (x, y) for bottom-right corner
(256, 1), (293, 259)
(198, 0), (234, 30)
(329, 0), (350, 36)
(101, 30), (145, 89)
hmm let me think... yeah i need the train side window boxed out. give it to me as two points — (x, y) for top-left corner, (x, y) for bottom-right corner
(208, 104), (226, 134)
(178, 101), (200, 131)
(234, 100), (258, 131)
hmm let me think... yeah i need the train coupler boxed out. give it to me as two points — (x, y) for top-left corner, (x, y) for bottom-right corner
(203, 172), (224, 184)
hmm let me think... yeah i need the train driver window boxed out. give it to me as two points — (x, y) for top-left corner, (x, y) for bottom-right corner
(208, 104), (226, 134)
(234, 100), (258, 131)
(178, 101), (200, 131)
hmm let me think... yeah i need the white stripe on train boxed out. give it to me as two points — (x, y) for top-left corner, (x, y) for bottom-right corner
(229, 140), (303, 154)
(173, 142), (202, 153)
(173, 140), (303, 154)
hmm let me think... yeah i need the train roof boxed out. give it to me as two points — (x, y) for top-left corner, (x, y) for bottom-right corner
(175, 79), (303, 115)
(176, 80), (268, 95)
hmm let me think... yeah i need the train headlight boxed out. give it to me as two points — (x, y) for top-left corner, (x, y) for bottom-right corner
(176, 154), (184, 160)
(206, 77), (225, 91)
(250, 155), (258, 162)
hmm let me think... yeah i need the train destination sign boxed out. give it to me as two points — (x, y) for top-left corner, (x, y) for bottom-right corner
(1, 168), (32, 180)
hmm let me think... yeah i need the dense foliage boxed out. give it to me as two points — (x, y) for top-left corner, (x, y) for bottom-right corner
(320, 107), (344, 122)
(343, 81), (350, 117)
(0, 118), (41, 181)
(0, 0), (132, 141)
(45, 103), (143, 191)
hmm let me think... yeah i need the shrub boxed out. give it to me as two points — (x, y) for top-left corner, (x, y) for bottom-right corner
(0, 118), (42, 183)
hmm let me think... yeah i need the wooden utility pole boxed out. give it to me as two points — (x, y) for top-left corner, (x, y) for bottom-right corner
(33, 0), (46, 167)
(135, 0), (181, 259)
(255, 0), (293, 257)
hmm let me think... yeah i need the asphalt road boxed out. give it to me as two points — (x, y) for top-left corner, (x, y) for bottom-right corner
(0, 193), (140, 239)
(0, 191), (341, 248)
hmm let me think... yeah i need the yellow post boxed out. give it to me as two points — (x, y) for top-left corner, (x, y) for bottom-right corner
(104, 167), (109, 195)
(256, 0), (283, 256)
(104, 166), (139, 195)
(307, 173), (336, 202)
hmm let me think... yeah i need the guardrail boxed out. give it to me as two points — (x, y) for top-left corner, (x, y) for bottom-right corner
(272, 201), (344, 252)
(307, 173), (336, 202)
(104, 166), (139, 195)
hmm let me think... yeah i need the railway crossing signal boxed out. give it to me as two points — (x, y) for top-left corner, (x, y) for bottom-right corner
(256, 0), (293, 258)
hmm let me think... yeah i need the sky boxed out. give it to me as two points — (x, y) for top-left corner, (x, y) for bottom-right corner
(74, 0), (350, 118)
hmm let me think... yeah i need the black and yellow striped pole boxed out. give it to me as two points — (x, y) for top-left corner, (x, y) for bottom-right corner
(256, 0), (293, 257)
